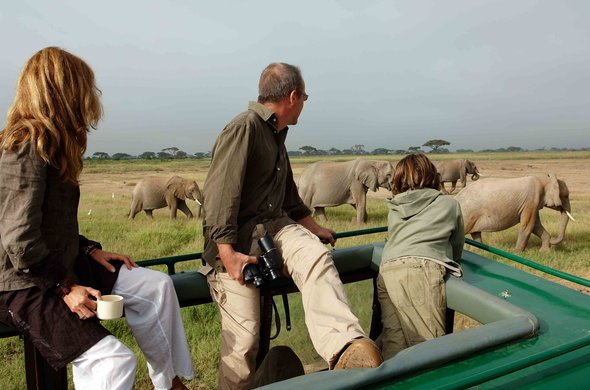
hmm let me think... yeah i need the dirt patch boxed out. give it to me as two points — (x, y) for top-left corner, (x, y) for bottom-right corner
(358, 158), (590, 200)
(466, 159), (589, 196)
(554, 270), (590, 295)
(82, 158), (590, 200)
(80, 157), (590, 221)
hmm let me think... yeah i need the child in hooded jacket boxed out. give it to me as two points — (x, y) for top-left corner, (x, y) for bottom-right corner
(378, 153), (464, 359)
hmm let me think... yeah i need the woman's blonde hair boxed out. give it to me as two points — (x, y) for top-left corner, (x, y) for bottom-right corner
(0, 47), (102, 183)
(391, 153), (441, 196)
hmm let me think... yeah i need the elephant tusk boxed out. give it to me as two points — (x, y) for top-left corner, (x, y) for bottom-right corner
(196, 199), (202, 206)
(565, 210), (575, 222)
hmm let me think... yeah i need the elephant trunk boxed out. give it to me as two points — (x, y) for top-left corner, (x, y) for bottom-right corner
(471, 168), (480, 181)
(550, 209), (572, 245)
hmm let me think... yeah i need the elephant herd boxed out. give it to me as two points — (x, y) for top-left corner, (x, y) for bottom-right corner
(126, 158), (574, 253)
(296, 158), (573, 253)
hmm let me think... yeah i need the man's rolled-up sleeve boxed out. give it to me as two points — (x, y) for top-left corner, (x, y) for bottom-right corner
(204, 124), (252, 244)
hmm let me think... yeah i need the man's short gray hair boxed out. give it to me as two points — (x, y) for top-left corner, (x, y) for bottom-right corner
(258, 63), (304, 103)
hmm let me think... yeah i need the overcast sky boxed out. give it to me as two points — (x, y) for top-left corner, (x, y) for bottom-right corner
(1, 0), (590, 156)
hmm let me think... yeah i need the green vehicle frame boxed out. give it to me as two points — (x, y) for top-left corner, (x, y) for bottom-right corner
(258, 227), (590, 389)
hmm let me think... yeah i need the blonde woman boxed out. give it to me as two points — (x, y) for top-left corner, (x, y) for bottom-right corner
(379, 153), (464, 359)
(0, 47), (194, 390)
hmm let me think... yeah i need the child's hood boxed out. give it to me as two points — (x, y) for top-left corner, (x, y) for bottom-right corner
(386, 188), (441, 219)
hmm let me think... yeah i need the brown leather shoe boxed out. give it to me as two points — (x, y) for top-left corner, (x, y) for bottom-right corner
(170, 375), (189, 390)
(334, 338), (383, 370)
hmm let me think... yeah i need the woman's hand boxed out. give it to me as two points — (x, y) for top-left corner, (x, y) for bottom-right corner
(90, 248), (137, 272)
(63, 285), (101, 320)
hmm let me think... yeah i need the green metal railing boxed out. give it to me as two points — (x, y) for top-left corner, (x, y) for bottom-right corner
(135, 226), (391, 274)
(136, 226), (590, 288)
(464, 238), (590, 288)
(137, 253), (201, 275)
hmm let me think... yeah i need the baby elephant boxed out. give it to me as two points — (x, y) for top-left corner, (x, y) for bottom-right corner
(129, 176), (203, 219)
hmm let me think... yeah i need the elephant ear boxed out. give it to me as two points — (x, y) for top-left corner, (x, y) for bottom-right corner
(167, 176), (187, 200)
(544, 173), (562, 208)
(355, 161), (379, 192)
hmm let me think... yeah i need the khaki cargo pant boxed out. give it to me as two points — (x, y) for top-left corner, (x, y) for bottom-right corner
(377, 256), (446, 360)
(207, 224), (366, 390)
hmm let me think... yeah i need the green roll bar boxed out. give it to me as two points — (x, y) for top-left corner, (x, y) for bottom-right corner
(136, 226), (590, 288)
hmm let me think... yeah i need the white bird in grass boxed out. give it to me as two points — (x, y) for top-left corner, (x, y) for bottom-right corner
(112, 192), (115, 199)
(87, 209), (92, 216)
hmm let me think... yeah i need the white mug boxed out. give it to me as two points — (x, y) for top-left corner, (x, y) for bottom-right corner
(96, 295), (124, 320)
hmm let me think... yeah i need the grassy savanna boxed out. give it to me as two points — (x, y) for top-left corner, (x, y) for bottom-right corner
(1, 151), (589, 389)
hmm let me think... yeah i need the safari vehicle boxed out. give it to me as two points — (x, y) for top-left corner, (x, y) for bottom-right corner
(1, 227), (589, 389)
(132, 227), (590, 389)
(257, 228), (590, 389)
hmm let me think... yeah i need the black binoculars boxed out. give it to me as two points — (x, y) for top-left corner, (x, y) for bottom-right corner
(243, 234), (283, 287)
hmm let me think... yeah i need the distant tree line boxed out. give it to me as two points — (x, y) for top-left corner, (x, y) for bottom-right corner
(88, 147), (211, 160)
(87, 141), (589, 160)
(288, 140), (589, 157)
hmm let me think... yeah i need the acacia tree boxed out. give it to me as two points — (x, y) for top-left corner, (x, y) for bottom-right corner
(162, 147), (179, 157)
(138, 151), (156, 159)
(112, 153), (133, 160)
(92, 152), (109, 159)
(423, 139), (450, 153)
(351, 144), (366, 154)
(372, 148), (391, 155)
(299, 145), (317, 155)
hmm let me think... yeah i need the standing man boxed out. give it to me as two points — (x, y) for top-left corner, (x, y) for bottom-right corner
(203, 63), (383, 389)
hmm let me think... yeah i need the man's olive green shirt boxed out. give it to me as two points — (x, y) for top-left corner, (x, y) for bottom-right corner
(202, 102), (311, 265)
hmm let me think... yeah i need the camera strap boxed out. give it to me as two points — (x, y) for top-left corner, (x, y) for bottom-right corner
(269, 297), (280, 340)
(282, 293), (291, 331)
(268, 292), (292, 340)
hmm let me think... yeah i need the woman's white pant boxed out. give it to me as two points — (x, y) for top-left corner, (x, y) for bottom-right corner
(71, 267), (195, 390)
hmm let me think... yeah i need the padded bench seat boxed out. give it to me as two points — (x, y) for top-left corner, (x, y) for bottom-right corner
(0, 242), (384, 389)
(168, 242), (383, 307)
(1, 242), (381, 337)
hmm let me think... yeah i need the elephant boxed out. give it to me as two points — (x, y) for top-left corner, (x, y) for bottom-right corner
(298, 158), (394, 223)
(455, 174), (574, 252)
(435, 159), (480, 194)
(128, 175), (203, 219)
